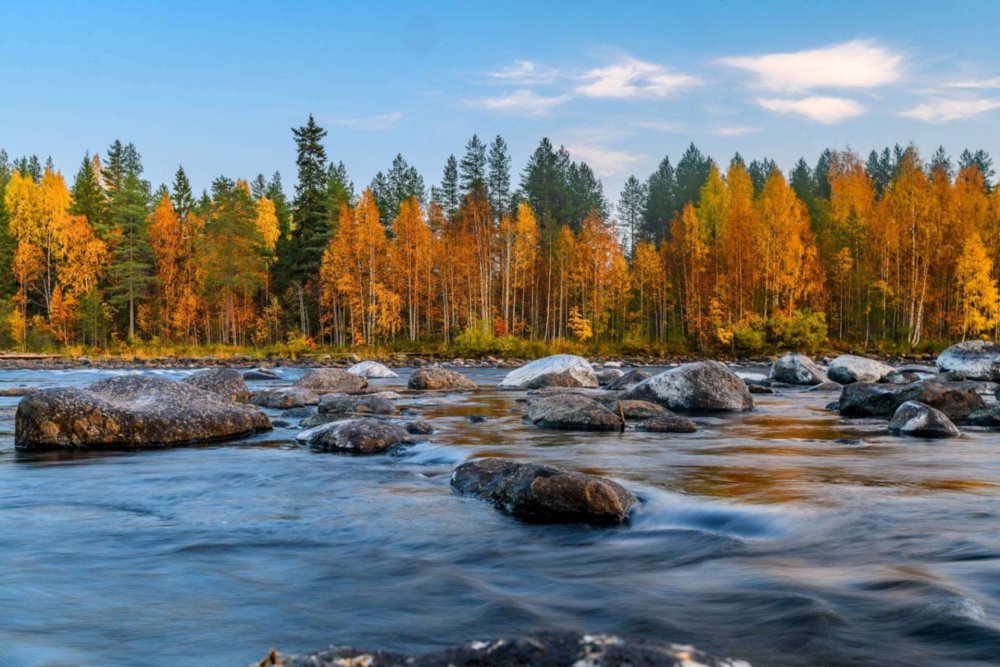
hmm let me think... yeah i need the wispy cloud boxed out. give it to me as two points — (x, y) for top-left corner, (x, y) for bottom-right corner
(634, 119), (683, 132)
(327, 111), (403, 130)
(564, 144), (642, 177)
(899, 97), (1000, 122)
(719, 40), (903, 91)
(577, 57), (699, 99)
(484, 60), (559, 85)
(711, 125), (760, 137)
(943, 77), (1000, 89)
(467, 89), (570, 116)
(758, 96), (865, 123)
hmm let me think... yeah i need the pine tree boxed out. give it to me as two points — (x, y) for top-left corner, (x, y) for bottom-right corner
(107, 171), (154, 340)
(433, 154), (460, 219)
(642, 156), (677, 244)
(618, 175), (647, 256)
(459, 134), (487, 195)
(172, 166), (195, 218)
(287, 114), (330, 286)
(488, 135), (511, 222)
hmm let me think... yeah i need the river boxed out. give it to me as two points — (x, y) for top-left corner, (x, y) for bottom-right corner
(0, 366), (998, 666)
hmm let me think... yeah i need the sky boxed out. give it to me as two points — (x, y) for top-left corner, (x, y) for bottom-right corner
(4, 0), (1000, 209)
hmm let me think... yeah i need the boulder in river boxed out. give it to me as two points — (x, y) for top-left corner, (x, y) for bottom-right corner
(183, 368), (251, 403)
(295, 417), (410, 453)
(259, 632), (751, 667)
(347, 360), (399, 379)
(451, 458), (636, 524)
(243, 367), (280, 381)
(596, 368), (625, 385)
(827, 355), (895, 384)
(497, 354), (598, 389)
(936, 340), (1000, 380)
(252, 386), (320, 409)
(621, 361), (754, 412)
(407, 367), (477, 390)
(294, 368), (368, 394)
(964, 405), (1000, 427)
(888, 401), (960, 438)
(806, 381), (843, 392)
(605, 368), (652, 391)
(636, 416), (698, 433)
(15, 375), (271, 450)
(839, 381), (984, 420)
(769, 353), (828, 385)
(523, 394), (622, 431)
(618, 399), (672, 420)
(318, 393), (398, 415)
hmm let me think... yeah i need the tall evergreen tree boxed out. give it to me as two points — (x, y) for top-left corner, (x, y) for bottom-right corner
(287, 114), (330, 285)
(371, 154), (424, 225)
(487, 135), (512, 222)
(172, 166), (195, 218)
(675, 143), (712, 208)
(459, 134), (487, 195)
(432, 154), (460, 219)
(618, 175), (647, 256)
(108, 171), (154, 340)
(70, 153), (108, 236)
(959, 149), (994, 189)
(642, 156), (677, 244)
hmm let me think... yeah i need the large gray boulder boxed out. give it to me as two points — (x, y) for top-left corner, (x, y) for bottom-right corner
(523, 394), (622, 431)
(827, 355), (895, 384)
(621, 361), (754, 412)
(407, 367), (477, 390)
(183, 368), (251, 403)
(769, 353), (828, 385)
(347, 360), (399, 378)
(965, 405), (1000, 427)
(451, 458), (636, 524)
(15, 375), (271, 450)
(839, 381), (984, 420)
(937, 341), (1000, 380)
(252, 386), (320, 409)
(605, 368), (652, 391)
(296, 417), (409, 453)
(318, 393), (398, 415)
(596, 368), (625, 385)
(888, 401), (960, 438)
(497, 354), (598, 389)
(294, 368), (368, 394)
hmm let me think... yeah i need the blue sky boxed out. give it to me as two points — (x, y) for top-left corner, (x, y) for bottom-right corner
(4, 0), (1000, 207)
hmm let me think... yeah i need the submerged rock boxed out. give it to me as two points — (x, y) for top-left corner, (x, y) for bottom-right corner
(295, 417), (409, 453)
(806, 381), (843, 392)
(605, 368), (652, 391)
(15, 375), (271, 450)
(347, 360), (399, 378)
(294, 368), (368, 394)
(318, 393), (397, 415)
(523, 394), (622, 431)
(183, 368), (251, 403)
(404, 420), (434, 435)
(769, 353), (828, 385)
(888, 401), (960, 438)
(497, 354), (598, 389)
(827, 355), (895, 384)
(451, 458), (635, 524)
(622, 361), (754, 412)
(618, 399), (672, 420)
(937, 340), (1000, 380)
(259, 632), (752, 667)
(253, 386), (320, 409)
(636, 416), (698, 433)
(407, 367), (477, 390)
(839, 381), (984, 420)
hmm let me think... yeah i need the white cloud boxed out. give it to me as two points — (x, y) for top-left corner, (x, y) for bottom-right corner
(719, 40), (903, 91)
(711, 125), (760, 137)
(485, 60), (559, 85)
(944, 77), (1000, 89)
(758, 96), (865, 123)
(577, 57), (699, 99)
(564, 145), (642, 177)
(467, 89), (570, 116)
(899, 97), (1000, 123)
(327, 111), (403, 130)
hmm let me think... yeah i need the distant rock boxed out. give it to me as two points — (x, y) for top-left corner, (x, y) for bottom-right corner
(184, 368), (251, 403)
(605, 368), (652, 391)
(294, 368), (368, 394)
(839, 381), (984, 420)
(879, 371), (921, 385)
(295, 417), (410, 453)
(15, 375), (270, 450)
(769, 353), (828, 385)
(252, 386), (320, 409)
(407, 367), (477, 390)
(596, 368), (625, 385)
(603, 361), (623, 368)
(937, 340), (1000, 380)
(497, 354), (598, 389)
(889, 401), (960, 438)
(617, 399), (672, 420)
(621, 361), (754, 412)
(451, 458), (636, 524)
(964, 405), (1000, 427)
(404, 420), (434, 435)
(806, 381), (842, 392)
(748, 384), (775, 394)
(318, 393), (397, 415)
(636, 416), (698, 433)
(243, 367), (280, 381)
(827, 355), (895, 384)
(523, 394), (622, 431)
(347, 360), (399, 379)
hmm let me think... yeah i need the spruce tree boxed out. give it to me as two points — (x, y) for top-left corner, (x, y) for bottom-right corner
(642, 156), (677, 244)
(108, 171), (154, 340)
(434, 155), (460, 219)
(171, 166), (195, 218)
(488, 135), (511, 222)
(459, 134), (487, 195)
(618, 175), (647, 256)
(287, 114), (330, 285)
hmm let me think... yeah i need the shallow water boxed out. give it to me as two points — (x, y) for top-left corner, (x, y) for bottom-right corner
(1, 366), (999, 666)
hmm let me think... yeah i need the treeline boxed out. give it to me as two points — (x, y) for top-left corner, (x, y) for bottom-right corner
(1, 116), (998, 355)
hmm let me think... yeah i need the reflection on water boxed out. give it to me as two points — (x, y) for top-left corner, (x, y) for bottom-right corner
(0, 366), (999, 666)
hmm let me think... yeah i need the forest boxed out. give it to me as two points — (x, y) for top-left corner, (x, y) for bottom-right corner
(1, 115), (998, 357)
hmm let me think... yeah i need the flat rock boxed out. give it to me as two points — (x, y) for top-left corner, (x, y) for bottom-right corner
(636, 416), (698, 433)
(523, 394), (622, 431)
(622, 361), (754, 412)
(318, 393), (398, 415)
(806, 381), (843, 392)
(937, 340), (1000, 380)
(15, 375), (271, 450)
(769, 353), (828, 385)
(253, 386), (320, 409)
(294, 368), (368, 394)
(889, 401), (960, 438)
(451, 458), (636, 524)
(827, 355), (895, 384)
(839, 381), (984, 420)
(618, 399), (672, 420)
(243, 367), (280, 381)
(184, 368), (251, 403)
(295, 417), (410, 453)
(497, 354), (598, 389)
(347, 360), (399, 378)
(605, 368), (652, 391)
(407, 367), (477, 390)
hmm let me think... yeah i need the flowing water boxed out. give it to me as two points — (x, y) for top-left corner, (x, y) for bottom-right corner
(1, 366), (999, 666)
